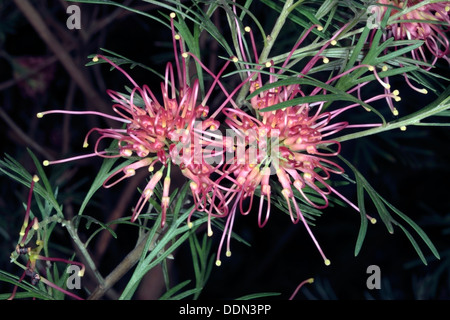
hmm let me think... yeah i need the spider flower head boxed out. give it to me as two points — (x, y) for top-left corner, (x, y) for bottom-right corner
(377, 0), (450, 66)
(212, 23), (388, 266)
(38, 13), (232, 227)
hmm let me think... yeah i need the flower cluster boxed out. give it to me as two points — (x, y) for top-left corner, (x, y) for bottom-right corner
(36, 5), (444, 269)
(38, 13), (232, 230)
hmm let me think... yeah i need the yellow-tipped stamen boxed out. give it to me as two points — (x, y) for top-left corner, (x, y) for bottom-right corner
(226, 250), (232, 257)
(330, 39), (337, 46)
(322, 57), (329, 64)
(419, 88), (428, 94)
(32, 175), (39, 183)
(392, 108), (399, 116)
(382, 65), (388, 72)
(244, 26), (251, 33)
(19, 224), (27, 236)
(182, 52), (188, 58)
(78, 268), (85, 277)
(174, 34), (181, 40)
(170, 12), (176, 19)
(400, 125), (407, 131)
(215, 260), (222, 267)
(43, 160), (50, 167)
(92, 56), (99, 62)
(36, 112), (43, 118)
(317, 25), (324, 31)
(232, 56), (239, 63)
(325, 259), (331, 266)
(370, 218), (377, 224)
(265, 61), (272, 68)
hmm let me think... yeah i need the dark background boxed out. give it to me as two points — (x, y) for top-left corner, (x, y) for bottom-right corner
(1, 1), (449, 300)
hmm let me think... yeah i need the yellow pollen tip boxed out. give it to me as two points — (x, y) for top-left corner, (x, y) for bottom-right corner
(232, 56), (239, 62)
(393, 89), (400, 96)
(394, 96), (401, 102)
(383, 83), (391, 89)
(265, 61), (272, 68)
(174, 34), (181, 40)
(370, 218), (377, 224)
(419, 88), (428, 94)
(83, 141), (89, 148)
(78, 269), (85, 277)
(187, 222), (193, 229)
(368, 66), (375, 71)
(36, 112), (43, 118)
(400, 125), (407, 131)
(325, 259), (331, 266)
(32, 175), (40, 183)
(226, 250), (232, 257)
(322, 57), (329, 64)
(330, 39), (337, 46)
(382, 65), (388, 72)
(244, 26), (251, 32)
(445, 6), (449, 12)
(92, 56), (99, 62)
(317, 25), (323, 31)
(215, 260), (222, 267)
(43, 160), (50, 167)
(170, 12), (176, 18)
(208, 230), (213, 237)
(182, 53), (188, 58)
(148, 166), (154, 172)
(392, 108), (399, 116)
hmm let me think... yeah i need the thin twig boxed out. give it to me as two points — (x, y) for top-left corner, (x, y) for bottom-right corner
(64, 219), (106, 288)
(88, 230), (159, 300)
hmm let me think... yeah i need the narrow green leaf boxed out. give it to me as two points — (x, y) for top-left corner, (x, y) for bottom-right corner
(158, 279), (191, 300)
(27, 149), (63, 216)
(383, 199), (440, 261)
(395, 223), (428, 265)
(354, 172), (368, 257)
(236, 292), (282, 300)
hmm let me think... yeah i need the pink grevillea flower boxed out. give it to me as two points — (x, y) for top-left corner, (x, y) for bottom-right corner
(211, 22), (394, 266)
(377, 0), (450, 67)
(9, 175), (85, 300)
(38, 13), (233, 228)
